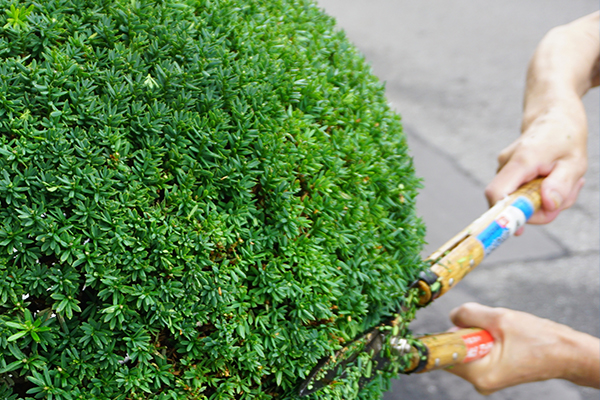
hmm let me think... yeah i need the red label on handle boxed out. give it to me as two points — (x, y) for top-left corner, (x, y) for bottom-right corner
(461, 330), (494, 362)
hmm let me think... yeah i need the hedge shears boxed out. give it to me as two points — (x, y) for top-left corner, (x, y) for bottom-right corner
(298, 178), (543, 396)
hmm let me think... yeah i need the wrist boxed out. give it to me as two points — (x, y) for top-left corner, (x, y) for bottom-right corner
(555, 326), (600, 388)
(521, 88), (586, 135)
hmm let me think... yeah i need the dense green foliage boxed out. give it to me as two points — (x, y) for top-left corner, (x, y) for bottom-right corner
(0, 0), (426, 398)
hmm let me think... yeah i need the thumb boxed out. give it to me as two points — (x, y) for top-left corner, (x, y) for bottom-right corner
(450, 302), (502, 330)
(527, 164), (585, 225)
(539, 162), (585, 213)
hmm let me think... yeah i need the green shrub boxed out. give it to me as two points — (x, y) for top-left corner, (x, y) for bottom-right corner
(0, 0), (425, 398)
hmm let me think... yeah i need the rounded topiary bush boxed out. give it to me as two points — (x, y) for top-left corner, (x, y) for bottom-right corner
(0, 0), (426, 398)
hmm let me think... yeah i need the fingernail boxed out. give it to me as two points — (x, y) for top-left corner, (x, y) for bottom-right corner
(548, 190), (563, 210)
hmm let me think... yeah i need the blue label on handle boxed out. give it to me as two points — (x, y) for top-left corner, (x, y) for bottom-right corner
(476, 196), (534, 256)
(511, 197), (534, 220)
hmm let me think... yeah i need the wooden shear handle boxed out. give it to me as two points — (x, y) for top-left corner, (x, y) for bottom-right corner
(415, 178), (543, 306)
(397, 328), (494, 373)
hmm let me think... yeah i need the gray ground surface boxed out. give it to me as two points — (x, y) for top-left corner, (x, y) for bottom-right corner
(315, 1), (599, 400)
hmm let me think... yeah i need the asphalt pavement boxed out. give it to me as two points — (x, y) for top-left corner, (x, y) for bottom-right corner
(315, 1), (600, 400)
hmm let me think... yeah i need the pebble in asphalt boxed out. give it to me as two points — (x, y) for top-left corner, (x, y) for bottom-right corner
(315, 1), (600, 400)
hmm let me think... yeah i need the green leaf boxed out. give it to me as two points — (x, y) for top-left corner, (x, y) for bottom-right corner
(365, 359), (373, 378)
(26, 374), (46, 387)
(8, 343), (25, 359)
(30, 331), (40, 342)
(5, 321), (25, 329)
(0, 360), (23, 373)
(24, 309), (33, 323)
(7, 331), (28, 342)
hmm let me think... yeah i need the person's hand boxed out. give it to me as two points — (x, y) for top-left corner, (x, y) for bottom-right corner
(484, 93), (588, 228)
(445, 302), (600, 394)
(485, 12), (599, 233)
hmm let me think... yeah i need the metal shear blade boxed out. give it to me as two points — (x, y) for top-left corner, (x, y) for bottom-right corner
(298, 327), (390, 396)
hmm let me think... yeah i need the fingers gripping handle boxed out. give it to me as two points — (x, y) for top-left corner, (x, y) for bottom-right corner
(416, 179), (543, 306)
(398, 328), (494, 374)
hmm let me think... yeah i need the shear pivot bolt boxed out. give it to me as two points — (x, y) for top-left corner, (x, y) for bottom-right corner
(390, 337), (411, 355)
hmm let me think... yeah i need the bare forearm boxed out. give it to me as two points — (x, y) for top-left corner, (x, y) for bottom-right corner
(562, 329), (600, 388)
(523, 11), (600, 131)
